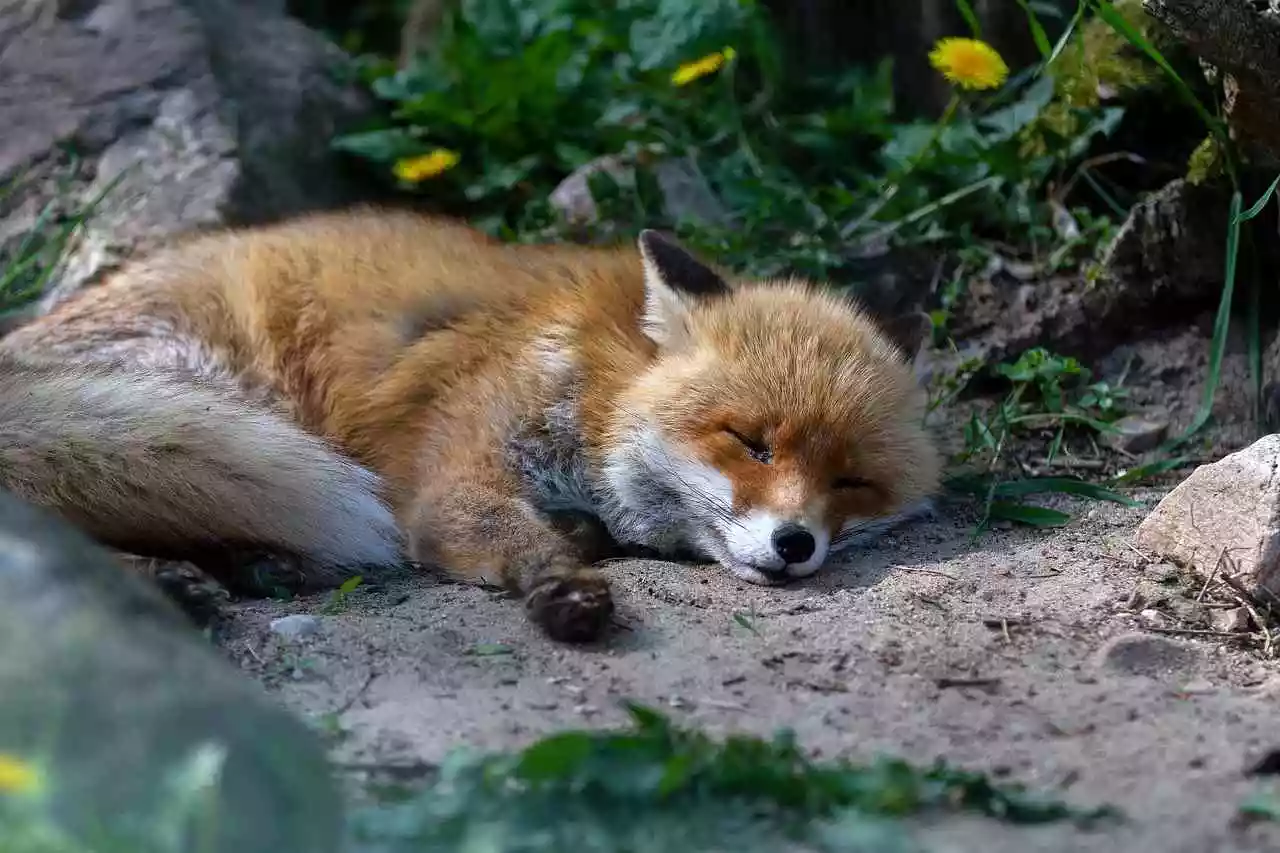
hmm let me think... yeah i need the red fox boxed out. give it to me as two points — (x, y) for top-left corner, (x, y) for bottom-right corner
(0, 209), (940, 642)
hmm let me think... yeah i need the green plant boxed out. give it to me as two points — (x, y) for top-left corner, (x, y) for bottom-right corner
(0, 165), (122, 321)
(345, 703), (1116, 852)
(946, 348), (1137, 530)
(322, 574), (365, 614)
(333, 0), (1127, 286)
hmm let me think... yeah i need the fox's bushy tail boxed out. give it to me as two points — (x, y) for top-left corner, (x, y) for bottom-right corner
(0, 354), (403, 574)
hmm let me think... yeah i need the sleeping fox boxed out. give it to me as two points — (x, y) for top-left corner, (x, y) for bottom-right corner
(0, 209), (940, 642)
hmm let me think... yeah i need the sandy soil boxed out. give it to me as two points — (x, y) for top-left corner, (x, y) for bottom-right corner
(212, 328), (1280, 852)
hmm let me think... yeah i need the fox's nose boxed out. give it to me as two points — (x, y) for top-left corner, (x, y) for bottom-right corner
(771, 524), (816, 564)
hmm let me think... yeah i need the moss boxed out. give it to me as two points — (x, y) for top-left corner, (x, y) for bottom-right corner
(1019, 0), (1166, 159)
(1185, 134), (1225, 185)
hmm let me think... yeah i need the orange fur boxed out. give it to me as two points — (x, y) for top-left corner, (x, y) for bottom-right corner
(0, 208), (940, 641)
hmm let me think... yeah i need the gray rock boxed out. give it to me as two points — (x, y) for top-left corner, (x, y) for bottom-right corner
(0, 0), (377, 312)
(1103, 412), (1170, 454)
(0, 488), (343, 852)
(651, 157), (733, 228)
(1093, 631), (1203, 679)
(548, 155), (633, 225)
(1209, 606), (1252, 633)
(271, 613), (322, 639)
(1134, 433), (1280, 596)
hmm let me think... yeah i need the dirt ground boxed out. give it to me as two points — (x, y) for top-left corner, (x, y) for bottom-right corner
(214, 327), (1280, 852)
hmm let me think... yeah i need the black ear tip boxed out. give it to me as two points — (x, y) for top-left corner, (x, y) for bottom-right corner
(637, 228), (729, 298)
(637, 229), (675, 255)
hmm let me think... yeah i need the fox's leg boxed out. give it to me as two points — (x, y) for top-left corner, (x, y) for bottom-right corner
(404, 471), (615, 643)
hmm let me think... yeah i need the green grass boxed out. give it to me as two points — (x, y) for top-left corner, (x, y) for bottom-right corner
(0, 162), (124, 319)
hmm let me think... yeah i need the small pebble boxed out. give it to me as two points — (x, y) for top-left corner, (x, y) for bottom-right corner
(1094, 632), (1202, 679)
(526, 700), (558, 711)
(270, 614), (321, 639)
(1178, 678), (1215, 695)
(1210, 607), (1251, 633)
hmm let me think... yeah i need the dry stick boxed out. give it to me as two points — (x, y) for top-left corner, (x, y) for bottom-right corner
(1216, 560), (1277, 658)
(1037, 457), (1108, 470)
(1235, 593), (1274, 658)
(897, 567), (959, 581)
(1125, 541), (1152, 563)
(1146, 627), (1254, 638)
(1196, 549), (1227, 603)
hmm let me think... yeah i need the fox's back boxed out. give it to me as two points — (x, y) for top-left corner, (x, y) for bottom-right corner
(3, 208), (650, 487)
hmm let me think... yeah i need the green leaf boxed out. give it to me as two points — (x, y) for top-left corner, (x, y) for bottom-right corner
(1171, 190), (1242, 446)
(1014, 0), (1053, 58)
(1046, 0), (1086, 65)
(1234, 173), (1280, 223)
(953, 0), (983, 37)
(346, 705), (1115, 852)
(992, 477), (1139, 507)
(1239, 789), (1280, 822)
(979, 73), (1056, 142)
(468, 642), (515, 656)
(1109, 456), (1190, 485)
(331, 128), (425, 163)
(987, 502), (1072, 527)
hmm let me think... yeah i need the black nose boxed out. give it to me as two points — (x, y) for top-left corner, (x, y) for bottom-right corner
(771, 524), (816, 564)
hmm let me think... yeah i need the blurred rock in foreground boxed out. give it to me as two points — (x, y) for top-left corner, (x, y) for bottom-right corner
(0, 488), (342, 853)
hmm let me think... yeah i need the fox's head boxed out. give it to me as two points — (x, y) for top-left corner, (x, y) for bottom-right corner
(605, 231), (941, 585)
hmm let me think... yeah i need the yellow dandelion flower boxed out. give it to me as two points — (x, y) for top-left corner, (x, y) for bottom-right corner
(393, 148), (461, 183)
(0, 754), (42, 795)
(671, 47), (737, 87)
(928, 37), (1009, 91)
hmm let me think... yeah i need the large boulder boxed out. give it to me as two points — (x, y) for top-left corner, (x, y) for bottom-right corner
(1134, 434), (1280, 597)
(0, 0), (379, 312)
(0, 487), (344, 852)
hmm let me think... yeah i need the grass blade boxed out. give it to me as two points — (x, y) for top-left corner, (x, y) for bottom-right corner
(1170, 189), (1243, 445)
(1234, 173), (1280, 223)
(1047, 0), (1086, 65)
(1015, 0), (1053, 59)
(953, 0), (983, 37)
(992, 477), (1139, 506)
(987, 502), (1072, 527)
(1109, 456), (1191, 485)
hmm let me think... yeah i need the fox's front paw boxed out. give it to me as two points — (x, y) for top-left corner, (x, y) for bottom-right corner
(525, 568), (614, 643)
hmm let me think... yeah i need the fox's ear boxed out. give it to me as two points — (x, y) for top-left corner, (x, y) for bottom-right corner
(637, 230), (729, 347)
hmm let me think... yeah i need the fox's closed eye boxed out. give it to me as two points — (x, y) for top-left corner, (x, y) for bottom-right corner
(833, 476), (874, 491)
(725, 428), (772, 464)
